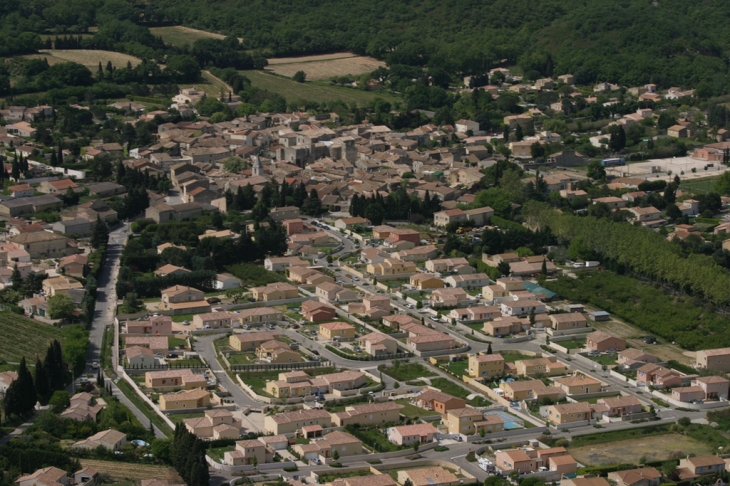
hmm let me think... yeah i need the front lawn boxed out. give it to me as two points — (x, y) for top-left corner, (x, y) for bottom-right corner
(236, 370), (280, 395)
(226, 353), (257, 364)
(168, 412), (204, 424)
(379, 362), (436, 381)
(557, 338), (586, 350)
(395, 399), (437, 419)
(168, 337), (187, 348)
(207, 445), (235, 463)
(430, 377), (490, 406)
(345, 426), (407, 452)
(587, 354), (617, 366)
(441, 359), (469, 377)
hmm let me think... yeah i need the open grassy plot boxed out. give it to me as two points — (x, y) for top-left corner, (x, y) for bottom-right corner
(27, 50), (143, 70)
(240, 70), (399, 105)
(557, 337), (586, 350)
(79, 459), (182, 482)
(179, 70), (233, 97)
(266, 53), (385, 80)
(441, 359), (469, 377)
(569, 433), (712, 466)
(379, 362), (436, 381)
(236, 370), (280, 395)
(149, 26), (234, 46)
(168, 412), (204, 424)
(680, 175), (719, 195)
(346, 426), (407, 452)
(0, 312), (66, 362)
(395, 398), (436, 419)
(206, 445), (235, 463)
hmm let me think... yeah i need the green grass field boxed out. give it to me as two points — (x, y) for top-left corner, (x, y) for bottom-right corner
(0, 312), (67, 363)
(680, 175), (719, 195)
(379, 363), (436, 381)
(240, 70), (399, 105)
(149, 26), (228, 46)
(179, 70), (232, 97)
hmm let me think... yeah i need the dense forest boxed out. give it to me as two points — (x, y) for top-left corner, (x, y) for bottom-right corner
(2, 0), (730, 89)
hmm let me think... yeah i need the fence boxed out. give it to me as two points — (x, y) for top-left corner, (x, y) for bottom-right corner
(230, 360), (330, 373)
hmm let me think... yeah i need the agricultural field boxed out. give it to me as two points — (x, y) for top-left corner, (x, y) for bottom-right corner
(265, 52), (385, 80)
(679, 175), (719, 195)
(23, 49), (142, 70)
(569, 433), (711, 466)
(79, 459), (182, 482)
(0, 312), (66, 363)
(179, 70), (233, 97)
(149, 26), (242, 47)
(240, 70), (399, 105)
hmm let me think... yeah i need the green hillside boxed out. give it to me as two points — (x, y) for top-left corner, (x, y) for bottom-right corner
(3, 0), (730, 89)
(0, 312), (87, 375)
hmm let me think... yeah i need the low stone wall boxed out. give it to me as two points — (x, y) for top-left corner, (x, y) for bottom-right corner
(548, 327), (594, 337)
(116, 366), (177, 432)
(415, 344), (471, 358)
(651, 389), (730, 410)
(205, 455), (297, 472)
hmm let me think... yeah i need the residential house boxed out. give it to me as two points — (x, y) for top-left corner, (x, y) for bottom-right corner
(515, 357), (568, 377)
(547, 402), (593, 425)
(618, 349), (658, 367)
(608, 468), (662, 486)
(159, 285), (209, 314)
(696, 347), (730, 372)
(433, 209), (468, 227)
(8, 231), (72, 259)
(358, 332), (398, 356)
(15, 467), (69, 486)
(395, 245), (439, 263)
(184, 409), (242, 439)
(331, 401), (402, 427)
(58, 254), (87, 278)
(316, 282), (358, 303)
(468, 353), (505, 378)
(228, 331), (280, 351)
(495, 449), (540, 474)
(144, 369), (207, 390)
(158, 388), (210, 411)
(236, 307), (282, 326)
(264, 408), (333, 435)
(450, 305), (501, 323)
(431, 288), (469, 307)
(593, 396), (643, 417)
(410, 273), (445, 290)
(500, 300), (546, 317)
(387, 423), (438, 446)
(319, 322), (356, 340)
(250, 282), (299, 301)
(677, 456), (725, 479)
(499, 380), (565, 402)
(416, 389), (466, 413)
(291, 431), (362, 462)
(425, 258), (473, 274)
(224, 439), (273, 466)
(124, 346), (156, 368)
(692, 376), (730, 400)
(397, 467), (458, 486)
(154, 264), (190, 277)
(192, 311), (232, 329)
(550, 313), (587, 331)
(555, 374), (603, 394)
(301, 300), (336, 322)
(444, 408), (503, 435)
(72, 429), (127, 451)
(586, 331), (626, 352)
(126, 315), (173, 335)
(443, 273), (490, 289)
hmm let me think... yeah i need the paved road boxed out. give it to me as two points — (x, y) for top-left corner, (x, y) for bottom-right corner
(82, 223), (168, 436)
(86, 223), (129, 367)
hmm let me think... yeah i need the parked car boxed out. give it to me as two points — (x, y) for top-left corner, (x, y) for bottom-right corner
(311, 350), (320, 356)
(207, 297), (221, 304)
(167, 353), (178, 359)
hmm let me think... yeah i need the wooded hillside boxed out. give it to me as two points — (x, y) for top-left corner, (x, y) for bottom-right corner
(2, 0), (730, 90)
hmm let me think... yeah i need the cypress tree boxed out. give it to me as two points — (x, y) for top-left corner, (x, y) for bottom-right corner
(487, 343), (493, 355)
(50, 151), (58, 167)
(34, 357), (51, 405)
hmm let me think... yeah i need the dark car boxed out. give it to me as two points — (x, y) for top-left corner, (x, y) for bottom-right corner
(207, 297), (221, 304)
(167, 353), (178, 359)
(311, 350), (320, 356)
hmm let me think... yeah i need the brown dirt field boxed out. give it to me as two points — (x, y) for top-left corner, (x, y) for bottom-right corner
(150, 26), (243, 45)
(582, 305), (693, 365)
(569, 434), (712, 466)
(25, 50), (143, 70)
(79, 459), (182, 482)
(265, 55), (385, 81)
